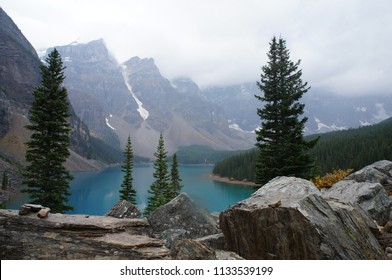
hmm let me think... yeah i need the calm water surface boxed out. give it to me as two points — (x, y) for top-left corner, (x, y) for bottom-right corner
(8, 165), (255, 215)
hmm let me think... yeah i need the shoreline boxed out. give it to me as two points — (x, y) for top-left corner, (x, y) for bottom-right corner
(208, 173), (258, 187)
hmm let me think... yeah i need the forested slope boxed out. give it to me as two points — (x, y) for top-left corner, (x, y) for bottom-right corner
(213, 118), (392, 181)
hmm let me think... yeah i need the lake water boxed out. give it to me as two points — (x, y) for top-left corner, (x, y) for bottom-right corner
(7, 165), (255, 215)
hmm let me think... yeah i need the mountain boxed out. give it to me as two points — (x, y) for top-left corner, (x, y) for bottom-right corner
(45, 40), (254, 157)
(0, 8), (105, 171)
(213, 117), (392, 181)
(202, 82), (392, 134)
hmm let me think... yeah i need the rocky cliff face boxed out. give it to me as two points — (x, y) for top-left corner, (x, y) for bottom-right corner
(0, 8), (41, 108)
(0, 8), (99, 170)
(46, 39), (139, 148)
(121, 57), (252, 155)
(49, 39), (255, 157)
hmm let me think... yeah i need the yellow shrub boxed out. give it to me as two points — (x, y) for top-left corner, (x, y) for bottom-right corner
(311, 169), (353, 189)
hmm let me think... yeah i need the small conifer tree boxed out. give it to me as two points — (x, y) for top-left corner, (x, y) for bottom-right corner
(119, 135), (136, 204)
(1, 171), (8, 190)
(170, 153), (183, 197)
(144, 133), (171, 215)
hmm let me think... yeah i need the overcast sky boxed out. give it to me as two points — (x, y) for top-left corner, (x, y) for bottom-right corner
(2, 0), (392, 95)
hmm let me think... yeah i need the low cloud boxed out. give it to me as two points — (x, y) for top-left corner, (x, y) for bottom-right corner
(2, 0), (392, 95)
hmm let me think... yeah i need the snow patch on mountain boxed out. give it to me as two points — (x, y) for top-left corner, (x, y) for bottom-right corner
(105, 117), (116, 130)
(355, 106), (367, 112)
(229, 122), (256, 134)
(360, 120), (372, 126)
(314, 117), (330, 131)
(314, 117), (346, 131)
(229, 123), (245, 132)
(121, 67), (149, 121)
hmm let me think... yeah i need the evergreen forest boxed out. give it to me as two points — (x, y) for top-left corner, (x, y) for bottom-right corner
(213, 117), (392, 182)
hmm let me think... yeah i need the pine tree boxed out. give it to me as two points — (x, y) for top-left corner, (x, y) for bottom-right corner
(1, 171), (8, 190)
(255, 36), (318, 186)
(22, 48), (74, 213)
(170, 153), (183, 197)
(119, 135), (136, 204)
(144, 133), (171, 215)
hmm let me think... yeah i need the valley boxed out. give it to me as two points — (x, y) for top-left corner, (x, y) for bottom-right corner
(1, 5), (392, 193)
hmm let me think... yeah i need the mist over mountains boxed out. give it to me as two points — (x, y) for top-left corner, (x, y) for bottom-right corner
(1, 6), (391, 167)
(203, 83), (392, 134)
(42, 39), (255, 157)
(43, 38), (392, 158)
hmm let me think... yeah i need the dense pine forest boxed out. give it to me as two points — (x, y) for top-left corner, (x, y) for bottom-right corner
(213, 117), (392, 182)
(174, 145), (242, 164)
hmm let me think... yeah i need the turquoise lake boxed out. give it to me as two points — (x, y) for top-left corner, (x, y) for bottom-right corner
(7, 165), (255, 215)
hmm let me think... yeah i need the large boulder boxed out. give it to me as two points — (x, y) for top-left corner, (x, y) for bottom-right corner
(147, 193), (220, 242)
(105, 200), (141, 219)
(324, 180), (392, 226)
(219, 177), (385, 260)
(346, 160), (392, 185)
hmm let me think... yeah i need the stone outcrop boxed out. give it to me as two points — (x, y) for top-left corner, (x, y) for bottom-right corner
(2, 161), (391, 260)
(346, 160), (392, 185)
(147, 193), (220, 246)
(0, 210), (169, 259)
(105, 200), (141, 219)
(324, 180), (392, 226)
(0, 194), (236, 260)
(219, 176), (386, 260)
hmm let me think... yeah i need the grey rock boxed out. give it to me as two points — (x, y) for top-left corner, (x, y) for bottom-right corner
(170, 239), (216, 260)
(384, 221), (392, 233)
(37, 208), (50, 219)
(386, 247), (392, 254)
(0, 210), (169, 260)
(346, 160), (392, 185)
(215, 250), (245, 260)
(196, 233), (226, 250)
(160, 229), (188, 249)
(220, 176), (385, 260)
(324, 180), (392, 226)
(105, 200), (141, 219)
(19, 204), (45, 215)
(148, 193), (220, 239)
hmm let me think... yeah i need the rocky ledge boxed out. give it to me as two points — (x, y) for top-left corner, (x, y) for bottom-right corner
(1, 160), (392, 260)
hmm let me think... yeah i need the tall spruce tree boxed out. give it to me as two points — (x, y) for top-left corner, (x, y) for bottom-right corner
(119, 135), (136, 204)
(255, 36), (318, 186)
(170, 153), (183, 197)
(144, 133), (171, 215)
(23, 48), (74, 213)
(1, 171), (8, 190)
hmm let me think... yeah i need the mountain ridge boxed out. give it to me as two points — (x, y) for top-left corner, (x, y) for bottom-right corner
(0, 8), (114, 172)
(43, 39), (255, 157)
